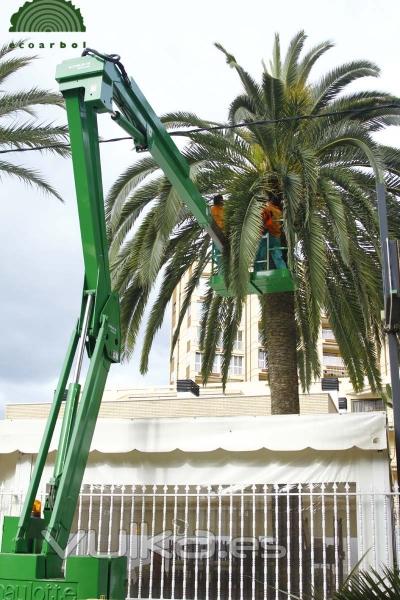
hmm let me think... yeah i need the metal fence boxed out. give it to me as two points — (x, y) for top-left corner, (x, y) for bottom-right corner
(0, 482), (399, 600)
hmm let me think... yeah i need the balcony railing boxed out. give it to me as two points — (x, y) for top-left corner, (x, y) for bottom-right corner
(0, 482), (398, 600)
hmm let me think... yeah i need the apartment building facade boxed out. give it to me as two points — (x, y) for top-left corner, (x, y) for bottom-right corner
(170, 267), (390, 415)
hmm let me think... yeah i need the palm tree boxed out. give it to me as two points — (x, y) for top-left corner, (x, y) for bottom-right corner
(107, 31), (400, 415)
(0, 41), (69, 200)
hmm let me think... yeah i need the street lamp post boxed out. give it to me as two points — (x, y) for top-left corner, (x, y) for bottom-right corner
(376, 182), (400, 483)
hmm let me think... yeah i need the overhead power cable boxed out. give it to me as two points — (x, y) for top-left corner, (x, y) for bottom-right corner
(170, 102), (400, 136)
(0, 103), (399, 155)
(0, 136), (130, 155)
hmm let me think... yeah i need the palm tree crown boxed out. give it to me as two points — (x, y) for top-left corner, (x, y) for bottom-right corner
(0, 42), (69, 200)
(107, 31), (400, 408)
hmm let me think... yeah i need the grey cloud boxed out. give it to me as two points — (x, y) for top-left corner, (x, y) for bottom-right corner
(1, 0), (400, 414)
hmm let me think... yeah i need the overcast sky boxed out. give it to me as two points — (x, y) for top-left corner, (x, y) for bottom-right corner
(0, 0), (399, 415)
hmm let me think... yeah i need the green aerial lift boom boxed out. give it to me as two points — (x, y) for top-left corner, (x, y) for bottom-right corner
(0, 49), (293, 600)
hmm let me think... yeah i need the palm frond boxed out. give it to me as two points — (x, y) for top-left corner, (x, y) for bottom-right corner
(220, 298), (242, 390)
(200, 294), (224, 383)
(106, 156), (158, 226)
(140, 238), (210, 373)
(0, 122), (69, 156)
(226, 186), (263, 296)
(0, 160), (63, 201)
(297, 40), (334, 86)
(0, 44), (67, 200)
(268, 33), (281, 78)
(0, 89), (64, 118)
(312, 60), (380, 111)
(261, 71), (284, 120)
(282, 30), (307, 87)
(332, 566), (400, 599)
(161, 111), (218, 130)
(215, 43), (264, 113)
(0, 55), (33, 85)
(120, 279), (151, 358)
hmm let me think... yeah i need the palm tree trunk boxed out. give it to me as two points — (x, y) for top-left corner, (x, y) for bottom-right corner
(262, 291), (299, 414)
(262, 291), (300, 597)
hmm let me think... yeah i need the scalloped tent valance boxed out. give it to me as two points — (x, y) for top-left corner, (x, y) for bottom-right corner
(0, 413), (387, 455)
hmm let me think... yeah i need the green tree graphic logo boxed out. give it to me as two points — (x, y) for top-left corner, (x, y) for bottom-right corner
(10, 0), (86, 32)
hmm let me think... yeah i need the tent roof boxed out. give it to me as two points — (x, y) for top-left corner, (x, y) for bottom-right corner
(0, 412), (387, 454)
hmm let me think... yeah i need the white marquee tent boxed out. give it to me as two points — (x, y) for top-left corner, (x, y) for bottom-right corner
(0, 412), (394, 578)
(0, 412), (390, 490)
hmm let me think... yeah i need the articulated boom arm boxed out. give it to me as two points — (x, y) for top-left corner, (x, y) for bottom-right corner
(8, 49), (225, 581)
(56, 50), (225, 250)
(11, 52), (125, 576)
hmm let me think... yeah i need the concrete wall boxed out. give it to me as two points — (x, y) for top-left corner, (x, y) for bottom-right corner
(5, 392), (336, 420)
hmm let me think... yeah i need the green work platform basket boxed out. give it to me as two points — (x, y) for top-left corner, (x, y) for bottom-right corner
(210, 234), (295, 296)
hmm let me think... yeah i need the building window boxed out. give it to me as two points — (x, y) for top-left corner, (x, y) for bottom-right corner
(211, 331), (241, 350)
(195, 352), (202, 374)
(258, 350), (268, 370)
(194, 354), (243, 375)
(216, 332), (223, 348)
(196, 326), (202, 344)
(189, 301), (202, 324)
(233, 330), (243, 351)
(196, 278), (208, 298)
(322, 328), (335, 340)
(196, 302), (203, 322)
(212, 354), (222, 374)
(323, 354), (345, 367)
(351, 399), (384, 413)
(230, 355), (243, 376)
(187, 340), (191, 353)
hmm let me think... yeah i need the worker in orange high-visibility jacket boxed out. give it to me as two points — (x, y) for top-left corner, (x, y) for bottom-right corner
(210, 194), (224, 271)
(255, 194), (286, 271)
(210, 194), (224, 230)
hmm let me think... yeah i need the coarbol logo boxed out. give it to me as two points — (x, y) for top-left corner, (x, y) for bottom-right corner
(9, 0), (86, 32)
